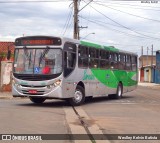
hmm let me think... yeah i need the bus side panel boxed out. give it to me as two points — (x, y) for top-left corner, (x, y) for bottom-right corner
(127, 71), (138, 92)
(91, 69), (117, 95)
(62, 68), (93, 98)
(112, 70), (128, 93)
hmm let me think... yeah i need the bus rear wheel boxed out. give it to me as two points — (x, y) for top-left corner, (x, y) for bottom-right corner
(68, 85), (85, 106)
(29, 97), (46, 104)
(108, 83), (123, 99)
(115, 83), (123, 99)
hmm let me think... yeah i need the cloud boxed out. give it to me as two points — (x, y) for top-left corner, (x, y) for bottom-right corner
(0, 0), (160, 56)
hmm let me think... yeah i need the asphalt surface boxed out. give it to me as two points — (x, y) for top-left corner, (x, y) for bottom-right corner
(0, 85), (160, 143)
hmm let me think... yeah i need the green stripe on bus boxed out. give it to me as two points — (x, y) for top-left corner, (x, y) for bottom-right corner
(91, 69), (137, 88)
(80, 41), (119, 52)
(80, 41), (102, 49)
(103, 46), (119, 52)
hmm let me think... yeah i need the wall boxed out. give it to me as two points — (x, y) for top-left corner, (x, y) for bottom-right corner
(155, 51), (160, 84)
(144, 67), (151, 82)
(139, 55), (156, 67)
(0, 61), (13, 91)
(0, 42), (14, 91)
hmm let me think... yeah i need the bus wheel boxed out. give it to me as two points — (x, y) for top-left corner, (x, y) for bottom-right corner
(29, 97), (46, 104)
(69, 85), (85, 106)
(115, 83), (123, 99)
(108, 83), (123, 99)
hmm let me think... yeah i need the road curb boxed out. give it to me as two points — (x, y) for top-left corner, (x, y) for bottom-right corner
(0, 92), (12, 99)
(0, 96), (13, 99)
(138, 85), (160, 90)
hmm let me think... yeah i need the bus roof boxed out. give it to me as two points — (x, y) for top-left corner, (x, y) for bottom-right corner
(80, 40), (119, 52)
(15, 36), (137, 56)
(80, 40), (137, 56)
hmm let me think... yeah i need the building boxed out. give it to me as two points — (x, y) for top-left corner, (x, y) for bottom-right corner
(0, 42), (15, 91)
(139, 55), (156, 82)
(0, 42), (14, 62)
(155, 51), (160, 84)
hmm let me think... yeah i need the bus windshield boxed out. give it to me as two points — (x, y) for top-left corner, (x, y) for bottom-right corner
(14, 48), (62, 75)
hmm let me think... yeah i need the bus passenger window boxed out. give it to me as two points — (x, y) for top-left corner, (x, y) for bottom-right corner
(68, 52), (76, 68)
(63, 42), (77, 77)
(78, 45), (88, 68)
(113, 53), (118, 69)
(126, 55), (131, 70)
(131, 56), (137, 71)
(99, 50), (109, 69)
(118, 54), (125, 70)
(89, 48), (99, 68)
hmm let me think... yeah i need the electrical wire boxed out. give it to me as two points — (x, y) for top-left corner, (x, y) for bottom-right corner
(95, 2), (160, 11)
(94, 0), (160, 9)
(0, 0), (71, 3)
(80, 16), (151, 39)
(95, 2), (160, 23)
(83, 37), (142, 48)
(82, 0), (160, 41)
(61, 6), (73, 36)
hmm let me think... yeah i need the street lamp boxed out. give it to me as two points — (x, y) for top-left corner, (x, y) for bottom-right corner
(80, 32), (95, 40)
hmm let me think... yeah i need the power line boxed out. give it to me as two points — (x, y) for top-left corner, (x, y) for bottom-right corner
(61, 7), (73, 36)
(83, 0), (160, 41)
(95, 20), (159, 36)
(84, 37), (141, 47)
(94, 1), (160, 9)
(0, 0), (70, 3)
(80, 16), (150, 39)
(95, 2), (160, 23)
(79, 0), (93, 12)
(96, 3), (160, 11)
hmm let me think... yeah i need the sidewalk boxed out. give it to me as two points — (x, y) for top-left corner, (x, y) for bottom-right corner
(138, 82), (160, 89)
(0, 92), (12, 99)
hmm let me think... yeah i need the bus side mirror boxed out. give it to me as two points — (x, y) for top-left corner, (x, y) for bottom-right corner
(7, 50), (11, 60)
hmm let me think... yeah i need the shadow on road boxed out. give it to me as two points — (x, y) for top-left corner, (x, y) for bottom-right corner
(85, 95), (134, 105)
(16, 99), (70, 108)
(16, 95), (134, 108)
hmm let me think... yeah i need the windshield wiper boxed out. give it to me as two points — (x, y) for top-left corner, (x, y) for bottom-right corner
(39, 46), (50, 66)
(23, 46), (30, 60)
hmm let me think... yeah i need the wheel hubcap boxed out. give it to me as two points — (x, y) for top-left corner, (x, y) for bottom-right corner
(118, 86), (122, 97)
(74, 90), (83, 103)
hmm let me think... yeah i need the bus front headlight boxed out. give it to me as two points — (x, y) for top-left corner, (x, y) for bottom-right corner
(47, 80), (61, 89)
(54, 80), (61, 86)
(12, 79), (19, 87)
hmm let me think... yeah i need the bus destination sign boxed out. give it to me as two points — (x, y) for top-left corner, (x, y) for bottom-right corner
(22, 40), (53, 45)
(15, 36), (62, 46)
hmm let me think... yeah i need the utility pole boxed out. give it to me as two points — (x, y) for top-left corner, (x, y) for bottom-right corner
(141, 46), (143, 67)
(141, 46), (143, 56)
(151, 44), (153, 67)
(147, 47), (149, 66)
(73, 0), (91, 40)
(73, 0), (79, 39)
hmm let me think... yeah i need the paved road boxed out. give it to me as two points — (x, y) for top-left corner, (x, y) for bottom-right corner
(81, 86), (160, 143)
(0, 86), (160, 143)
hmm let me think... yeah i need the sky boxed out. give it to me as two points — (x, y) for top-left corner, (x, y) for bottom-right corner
(0, 0), (160, 57)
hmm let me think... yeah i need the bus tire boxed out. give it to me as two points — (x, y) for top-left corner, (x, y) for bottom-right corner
(108, 83), (123, 99)
(29, 97), (46, 104)
(115, 83), (123, 99)
(68, 85), (85, 106)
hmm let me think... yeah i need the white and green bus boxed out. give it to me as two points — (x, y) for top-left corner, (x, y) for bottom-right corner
(12, 36), (138, 106)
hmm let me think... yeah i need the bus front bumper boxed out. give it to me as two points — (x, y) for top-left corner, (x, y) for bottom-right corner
(12, 84), (64, 99)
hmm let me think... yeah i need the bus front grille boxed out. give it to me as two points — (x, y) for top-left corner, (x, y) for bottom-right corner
(21, 85), (46, 88)
(13, 73), (61, 81)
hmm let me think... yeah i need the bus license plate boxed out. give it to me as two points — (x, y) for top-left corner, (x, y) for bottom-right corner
(29, 90), (37, 94)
